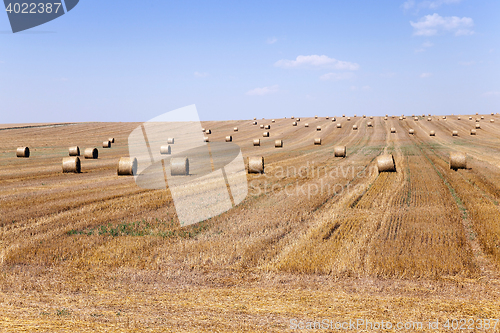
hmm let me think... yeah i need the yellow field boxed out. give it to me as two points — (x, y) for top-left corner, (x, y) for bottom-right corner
(1, 115), (500, 332)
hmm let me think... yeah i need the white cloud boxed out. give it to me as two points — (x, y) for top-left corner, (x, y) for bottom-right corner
(482, 91), (500, 97)
(422, 0), (461, 9)
(194, 72), (209, 78)
(350, 85), (371, 91)
(410, 13), (474, 36)
(266, 37), (277, 44)
(420, 72), (433, 78)
(320, 72), (355, 81)
(402, 0), (461, 12)
(246, 85), (279, 96)
(458, 61), (475, 66)
(402, 0), (415, 11)
(275, 55), (360, 70)
(380, 72), (397, 78)
(415, 41), (434, 52)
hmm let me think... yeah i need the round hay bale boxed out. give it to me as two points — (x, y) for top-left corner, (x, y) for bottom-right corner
(352, 125), (358, 130)
(16, 147), (30, 158)
(168, 137), (175, 143)
(202, 128), (205, 132)
(427, 117), (432, 121)
(253, 117), (257, 120)
(443, 116), (447, 119)
(470, 129), (477, 135)
(260, 124), (264, 129)
(253, 121), (257, 125)
(337, 123), (342, 128)
(248, 156), (264, 174)
(370, 116), (373, 119)
(367, 122), (373, 127)
(476, 112), (479, 115)
(354, 114), (357, 117)
(263, 132), (269, 137)
(475, 123), (481, 129)
(481, 116), (485, 120)
(117, 157), (137, 176)
(234, 127), (238, 132)
(326, 116), (329, 120)
(491, 119), (495, 123)
(390, 128), (396, 133)
(291, 116), (295, 119)
(296, 118), (301, 121)
(411, 114), (415, 117)
(316, 126), (321, 131)
(62, 157), (81, 173)
(363, 115), (366, 118)
(347, 117), (351, 121)
(377, 154), (396, 173)
(265, 124), (270, 129)
(314, 138), (322, 145)
(275, 139), (283, 148)
(399, 117), (403, 120)
(414, 117), (418, 121)
(475, 118), (480, 122)
(171, 157), (189, 176)
(292, 122), (297, 126)
(384, 117), (388, 120)
(491, 113), (495, 116)
(469, 117), (472, 120)
(225, 136), (233, 142)
(457, 116), (461, 120)
(108, 137), (115, 143)
(272, 119), (275, 123)
(103, 141), (111, 148)
(450, 152), (466, 170)
(385, 114), (388, 117)
(305, 123), (309, 127)
(452, 130), (458, 136)
(84, 148), (98, 159)
(334, 146), (346, 157)
(69, 146), (80, 156)
(315, 115), (318, 119)
(253, 139), (260, 146)
(430, 131), (435, 136)
(409, 129), (415, 135)
(332, 117), (336, 121)
(204, 136), (209, 142)
(342, 114), (346, 117)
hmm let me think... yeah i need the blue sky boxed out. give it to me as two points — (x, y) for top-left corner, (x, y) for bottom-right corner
(0, 0), (499, 123)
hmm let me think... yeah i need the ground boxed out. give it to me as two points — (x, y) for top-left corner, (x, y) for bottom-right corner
(1, 115), (500, 332)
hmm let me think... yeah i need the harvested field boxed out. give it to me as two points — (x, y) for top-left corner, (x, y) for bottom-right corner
(1, 116), (500, 332)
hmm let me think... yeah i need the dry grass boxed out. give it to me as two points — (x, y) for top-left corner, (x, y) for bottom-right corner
(1, 119), (500, 331)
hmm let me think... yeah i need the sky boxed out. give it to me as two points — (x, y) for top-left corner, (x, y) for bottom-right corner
(0, 0), (499, 123)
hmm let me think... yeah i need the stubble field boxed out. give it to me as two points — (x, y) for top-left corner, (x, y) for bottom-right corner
(1, 114), (500, 332)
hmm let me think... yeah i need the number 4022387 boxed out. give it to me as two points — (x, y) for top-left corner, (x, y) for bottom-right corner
(5, 3), (62, 14)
